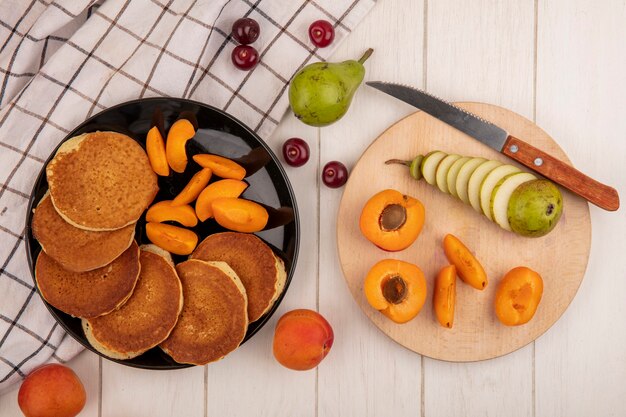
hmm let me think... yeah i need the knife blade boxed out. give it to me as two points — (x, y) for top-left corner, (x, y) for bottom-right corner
(366, 81), (620, 211)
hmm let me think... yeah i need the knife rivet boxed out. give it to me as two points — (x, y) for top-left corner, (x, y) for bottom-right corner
(509, 145), (519, 153)
(534, 157), (543, 166)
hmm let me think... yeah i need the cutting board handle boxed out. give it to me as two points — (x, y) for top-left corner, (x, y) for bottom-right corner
(502, 135), (619, 211)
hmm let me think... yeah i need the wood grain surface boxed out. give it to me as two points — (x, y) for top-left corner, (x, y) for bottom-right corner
(337, 102), (591, 361)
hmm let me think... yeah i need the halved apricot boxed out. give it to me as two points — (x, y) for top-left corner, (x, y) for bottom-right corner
(193, 154), (246, 180)
(443, 234), (487, 290)
(171, 168), (212, 206)
(195, 179), (248, 221)
(146, 126), (169, 176)
(359, 189), (425, 251)
(145, 222), (198, 255)
(364, 259), (427, 324)
(145, 200), (198, 227)
(494, 266), (543, 326)
(212, 198), (268, 233)
(166, 119), (196, 173)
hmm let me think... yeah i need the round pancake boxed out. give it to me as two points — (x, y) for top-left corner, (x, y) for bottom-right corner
(35, 241), (140, 318)
(190, 232), (286, 322)
(160, 259), (248, 365)
(82, 245), (183, 359)
(46, 131), (158, 231)
(31, 194), (135, 272)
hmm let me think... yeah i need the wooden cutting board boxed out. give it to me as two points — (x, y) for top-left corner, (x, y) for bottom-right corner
(337, 102), (591, 362)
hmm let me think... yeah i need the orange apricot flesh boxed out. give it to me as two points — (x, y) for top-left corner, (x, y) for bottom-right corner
(145, 200), (198, 227)
(166, 119), (196, 173)
(495, 266), (543, 326)
(364, 259), (427, 324)
(193, 154), (246, 180)
(443, 234), (487, 290)
(212, 198), (268, 233)
(171, 168), (212, 206)
(145, 222), (198, 255)
(359, 189), (425, 252)
(195, 179), (248, 221)
(433, 265), (456, 328)
(146, 126), (169, 176)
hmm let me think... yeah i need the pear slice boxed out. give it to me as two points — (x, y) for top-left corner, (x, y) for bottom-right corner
(467, 160), (502, 212)
(490, 172), (537, 231)
(479, 164), (520, 220)
(420, 151), (448, 185)
(455, 157), (487, 204)
(435, 154), (462, 194)
(446, 156), (471, 198)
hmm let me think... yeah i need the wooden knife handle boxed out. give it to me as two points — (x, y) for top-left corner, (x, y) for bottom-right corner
(502, 135), (619, 211)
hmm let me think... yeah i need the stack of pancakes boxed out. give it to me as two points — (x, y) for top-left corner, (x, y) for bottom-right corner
(32, 131), (287, 366)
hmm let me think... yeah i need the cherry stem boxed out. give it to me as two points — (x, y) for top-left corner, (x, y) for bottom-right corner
(358, 48), (374, 64)
(385, 159), (411, 167)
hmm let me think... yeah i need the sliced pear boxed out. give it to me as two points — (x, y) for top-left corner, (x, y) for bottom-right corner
(420, 151), (448, 185)
(490, 172), (537, 231)
(435, 154), (462, 194)
(479, 164), (521, 220)
(467, 160), (502, 212)
(446, 156), (471, 198)
(456, 157), (487, 204)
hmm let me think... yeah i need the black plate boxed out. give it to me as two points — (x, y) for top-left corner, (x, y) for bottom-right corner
(24, 98), (299, 369)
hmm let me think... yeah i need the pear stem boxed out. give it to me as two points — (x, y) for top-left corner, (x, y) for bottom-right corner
(358, 48), (374, 64)
(385, 159), (411, 167)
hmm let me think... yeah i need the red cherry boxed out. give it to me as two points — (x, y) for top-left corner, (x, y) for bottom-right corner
(309, 20), (335, 48)
(282, 138), (310, 167)
(232, 17), (260, 45)
(231, 45), (259, 70)
(322, 161), (348, 188)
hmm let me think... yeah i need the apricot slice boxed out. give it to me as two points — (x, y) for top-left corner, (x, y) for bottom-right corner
(212, 198), (268, 233)
(171, 168), (212, 206)
(364, 259), (427, 324)
(166, 119), (196, 173)
(195, 179), (248, 221)
(145, 200), (198, 227)
(193, 154), (246, 180)
(146, 222), (198, 255)
(495, 266), (543, 326)
(443, 234), (487, 290)
(146, 126), (169, 176)
(359, 189), (425, 251)
(433, 265), (456, 328)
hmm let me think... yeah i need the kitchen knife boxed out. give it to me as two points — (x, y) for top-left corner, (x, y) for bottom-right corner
(366, 81), (620, 211)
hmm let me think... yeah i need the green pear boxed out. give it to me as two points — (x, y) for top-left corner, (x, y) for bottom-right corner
(289, 48), (373, 127)
(507, 179), (563, 237)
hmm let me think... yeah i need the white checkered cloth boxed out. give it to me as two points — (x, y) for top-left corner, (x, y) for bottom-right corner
(0, 0), (375, 393)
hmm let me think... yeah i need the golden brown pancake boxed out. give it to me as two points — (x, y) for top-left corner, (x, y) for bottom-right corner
(46, 131), (158, 231)
(82, 245), (183, 359)
(190, 232), (286, 322)
(160, 259), (247, 365)
(31, 194), (135, 272)
(35, 241), (140, 318)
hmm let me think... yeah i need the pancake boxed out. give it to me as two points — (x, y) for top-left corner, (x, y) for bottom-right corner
(82, 245), (183, 359)
(160, 259), (247, 365)
(35, 241), (140, 318)
(190, 232), (286, 322)
(31, 194), (135, 272)
(46, 131), (158, 231)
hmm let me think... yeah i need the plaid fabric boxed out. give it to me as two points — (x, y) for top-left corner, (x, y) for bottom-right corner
(0, 0), (375, 393)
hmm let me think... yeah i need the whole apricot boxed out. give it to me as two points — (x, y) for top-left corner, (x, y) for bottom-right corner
(273, 309), (333, 371)
(18, 364), (86, 417)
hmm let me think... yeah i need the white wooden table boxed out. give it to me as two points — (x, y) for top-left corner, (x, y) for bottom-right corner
(2, 0), (625, 415)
